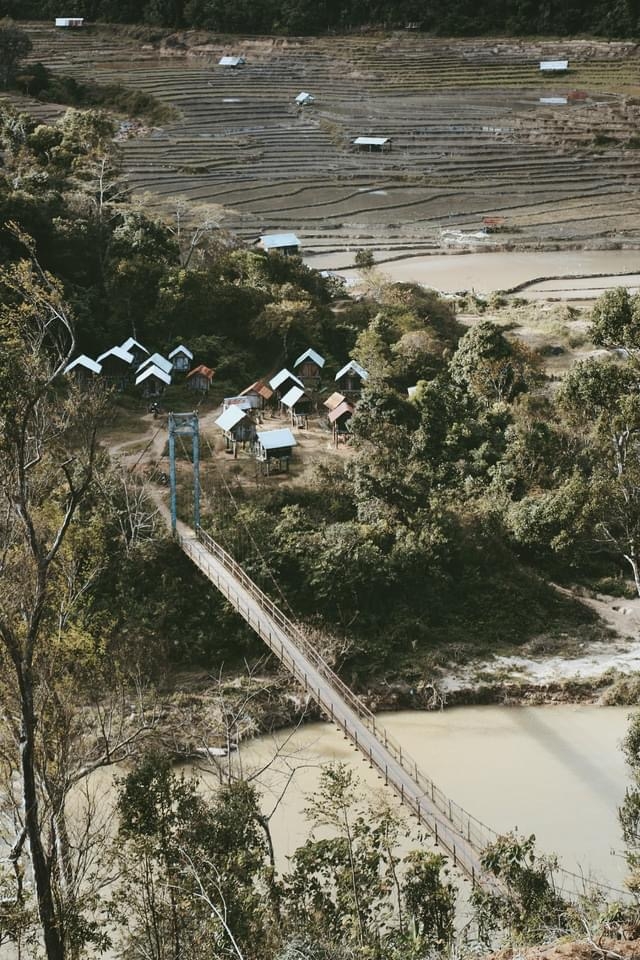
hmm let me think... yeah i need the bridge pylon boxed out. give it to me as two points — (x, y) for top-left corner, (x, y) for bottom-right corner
(167, 411), (200, 532)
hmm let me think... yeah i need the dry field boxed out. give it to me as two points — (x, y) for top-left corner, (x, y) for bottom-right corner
(15, 24), (640, 263)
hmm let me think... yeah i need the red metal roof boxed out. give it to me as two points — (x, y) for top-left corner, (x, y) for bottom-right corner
(186, 364), (214, 381)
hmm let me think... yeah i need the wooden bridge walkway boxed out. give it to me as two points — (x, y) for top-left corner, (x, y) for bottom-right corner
(176, 521), (499, 889)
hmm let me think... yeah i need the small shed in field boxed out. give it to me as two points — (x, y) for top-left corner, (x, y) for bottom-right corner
(257, 232), (301, 255)
(138, 352), (172, 376)
(96, 345), (135, 389)
(135, 364), (171, 397)
(219, 56), (245, 68)
(293, 347), (325, 383)
(186, 364), (214, 392)
(295, 92), (314, 106)
(255, 427), (297, 473)
(269, 368), (304, 399)
(328, 399), (354, 444)
(63, 354), (102, 383)
(120, 337), (149, 365)
(353, 136), (391, 152)
(335, 360), (368, 395)
(539, 60), (568, 72)
(168, 344), (193, 372)
(241, 380), (274, 409)
(215, 405), (255, 452)
(55, 17), (84, 27)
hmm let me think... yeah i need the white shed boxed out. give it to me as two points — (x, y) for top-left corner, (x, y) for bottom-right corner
(55, 17), (84, 27)
(168, 344), (193, 372)
(353, 136), (391, 152)
(137, 352), (172, 375)
(135, 364), (171, 396)
(219, 56), (245, 68)
(257, 232), (301, 255)
(540, 60), (568, 72)
(295, 92), (314, 105)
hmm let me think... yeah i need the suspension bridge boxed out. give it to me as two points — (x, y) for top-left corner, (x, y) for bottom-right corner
(154, 413), (627, 900)
(161, 412), (498, 890)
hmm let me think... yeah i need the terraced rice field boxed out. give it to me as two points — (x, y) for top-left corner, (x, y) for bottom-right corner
(15, 25), (640, 263)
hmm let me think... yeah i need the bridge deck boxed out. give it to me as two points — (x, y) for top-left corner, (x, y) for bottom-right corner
(177, 522), (497, 888)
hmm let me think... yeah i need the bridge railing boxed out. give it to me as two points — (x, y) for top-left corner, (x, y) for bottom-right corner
(190, 525), (498, 862)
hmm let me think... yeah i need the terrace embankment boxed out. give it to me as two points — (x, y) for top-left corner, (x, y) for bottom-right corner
(13, 25), (640, 259)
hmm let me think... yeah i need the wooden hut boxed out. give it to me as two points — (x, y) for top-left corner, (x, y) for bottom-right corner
(295, 92), (314, 106)
(186, 364), (214, 392)
(254, 427), (297, 474)
(328, 400), (354, 445)
(137, 352), (172, 376)
(120, 337), (149, 366)
(55, 17), (84, 26)
(168, 344), (193, 373)
(334, 360), (368, 396)
(219, 55), (245, 68)
(96, 345), (135, 390)
(293, 348), (325, 384)
(63, 354), (102, 385)
(240, 380), (274, 410)
(269, 368), (304, 399)
(324, 391), (346, 412)
(280, 385), (312, 427)
(135, 364), (171, 397)
(215, 406), (255, 456)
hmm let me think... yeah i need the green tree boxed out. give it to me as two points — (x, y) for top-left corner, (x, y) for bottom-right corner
(0, 21), (32, 88)
(590, 287), (640, 355)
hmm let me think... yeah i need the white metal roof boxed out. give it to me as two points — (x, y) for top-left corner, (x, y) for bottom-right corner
(96, 345), (135, 365)
(55, 17), (83, 24)
(335, 360), (369, 382)
(260, 232), (301, 250)
(256, 428), (297, 450)
(168, 344), (193, 360)
(539, 96), (568, 105)
(223, 396), (253, 410)
(135, 365), (171, 387)
(215, 406), (248, 431)
(64, 354), (101, 375)
(269, 368), (304, 391)
(540, 60), (568, 70)
(219, 56), (245, 66)
(137, 353), (172, 375)
(280, 386), (306, 408)
(353, 137), (390, 146)
(294, 347), (325, 369)
(295, 92), (314, 104)
(407, 385), (417, 398)
(121, 336), (148, 355)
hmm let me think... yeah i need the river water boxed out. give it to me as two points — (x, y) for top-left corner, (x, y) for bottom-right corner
(224, 704), (637, 891)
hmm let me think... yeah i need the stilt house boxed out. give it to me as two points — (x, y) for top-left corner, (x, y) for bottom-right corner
(334, 360), (368, 396)
(135, 365), (171, 397)
(215, 406), (255, 453)
(96, 345), (136, 389)
(328, 400), (354, 444)
(255, 427), (297, 474)
(63, 355), (102, 384)
(186, 365), (214, 392)
(269, 368), (304, 399)
(280, 385), (312, 426)
(293, 348), (325, 384)
(121, 337), (149, 366)
(241, 380), (274, 410)
(168, 344), (193, 373)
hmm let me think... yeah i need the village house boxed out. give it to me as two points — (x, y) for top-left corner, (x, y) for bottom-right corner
(293, 347), (325, 384)
(280, 385), (312, 427)
(323, 391), (346, 412)
(120, 337), (149, 366)
(334, 360), (369, 396)
(215, 406), (256, 455)
(240, 380), (274, 410)
(269, 368), (304, 399)
(186, 364), (214, 392)
(135, 364), (171, 397)
(63, 355), (102, 384)
(254, 427), (297, 474)
(168, 344), (193, 373)
(328, 399), (355, 444)
(137, 352), (172, 376)
(352, 136), (391, 153)
(256, 233), (301, 256)
(96, 345), (136, 389)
